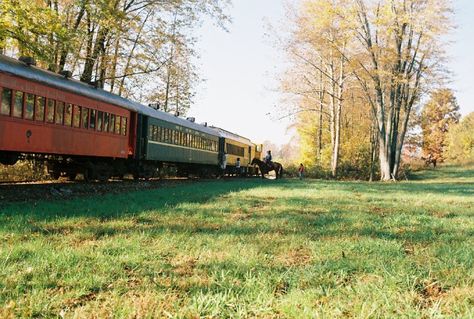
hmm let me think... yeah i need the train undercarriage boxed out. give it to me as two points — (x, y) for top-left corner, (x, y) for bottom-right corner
(0, 151), (258, 181)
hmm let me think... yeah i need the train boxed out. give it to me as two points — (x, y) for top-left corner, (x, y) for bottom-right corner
(0, 54), (263, 181)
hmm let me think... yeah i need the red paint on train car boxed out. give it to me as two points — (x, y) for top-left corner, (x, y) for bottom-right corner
(0, 117), (128, 158)
(0, 72), (136, 159)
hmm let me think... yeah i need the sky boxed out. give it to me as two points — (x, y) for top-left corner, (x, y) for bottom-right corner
(191, 0), (474, 146)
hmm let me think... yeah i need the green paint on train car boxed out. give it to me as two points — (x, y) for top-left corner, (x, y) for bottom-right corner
(144, 117), (219, 165)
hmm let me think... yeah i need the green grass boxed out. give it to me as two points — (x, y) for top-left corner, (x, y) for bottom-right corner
(1, 166), (474, 318)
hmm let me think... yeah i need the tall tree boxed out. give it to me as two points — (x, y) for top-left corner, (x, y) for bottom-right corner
(280, 0), (352, 177)
(349, 0), (453, 180)
(421, 89), (460, 165)
(445, 112), (474, 163)
(1, 0), (231, 115)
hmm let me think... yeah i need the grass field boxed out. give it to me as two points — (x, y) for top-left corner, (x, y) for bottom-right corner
(1, 166), (474, 318)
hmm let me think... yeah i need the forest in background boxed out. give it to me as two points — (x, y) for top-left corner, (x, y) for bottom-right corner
(272, 0), (474, 180)
(0, 0), (230, 115)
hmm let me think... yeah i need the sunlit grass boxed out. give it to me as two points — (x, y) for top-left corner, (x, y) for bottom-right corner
(1, 165), (474, 318)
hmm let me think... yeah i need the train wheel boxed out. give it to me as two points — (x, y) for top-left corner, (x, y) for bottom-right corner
(66, 172), (77, 181)
(49, 171), (61, 180)
(97, 172), (110, 182)
(0, 153), (19, 166)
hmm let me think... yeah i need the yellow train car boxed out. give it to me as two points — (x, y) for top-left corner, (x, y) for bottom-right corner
(210, 127), (262, 176)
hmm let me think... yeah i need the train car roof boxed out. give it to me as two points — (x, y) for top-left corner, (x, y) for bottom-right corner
(0, 55), (218, 136)
(209, 126), (255, 146)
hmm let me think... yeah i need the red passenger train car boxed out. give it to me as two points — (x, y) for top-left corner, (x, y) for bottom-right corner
(0, 55), (138, 180)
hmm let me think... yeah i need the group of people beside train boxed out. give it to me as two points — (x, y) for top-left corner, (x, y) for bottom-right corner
(218, 149), (304, 179)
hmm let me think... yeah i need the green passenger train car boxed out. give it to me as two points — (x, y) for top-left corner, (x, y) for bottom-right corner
(136, 114), (220, 168)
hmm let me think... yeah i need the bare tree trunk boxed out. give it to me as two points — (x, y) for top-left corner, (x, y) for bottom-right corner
(109, 37), (120, 92)
(81, 26), (108, 84)
(317, 57), (324, 161)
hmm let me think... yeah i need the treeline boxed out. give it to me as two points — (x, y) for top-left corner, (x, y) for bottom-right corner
(278, 0), (461, 181)
(0, 0), (230, 114)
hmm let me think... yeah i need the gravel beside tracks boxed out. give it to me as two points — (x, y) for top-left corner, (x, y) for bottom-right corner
(0, 179), (191, 203)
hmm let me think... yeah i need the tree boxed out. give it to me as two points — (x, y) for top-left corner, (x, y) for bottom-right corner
(279, 0), (453, 180)
(445, 112), (474, 163)
(348, 0), (453, 180)
(421, 89), (460, 166)
(279, 0), (352, 177)
(1, 0), (231, 116)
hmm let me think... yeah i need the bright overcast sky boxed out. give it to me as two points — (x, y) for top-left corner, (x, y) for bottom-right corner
(191, 0), (474, 146)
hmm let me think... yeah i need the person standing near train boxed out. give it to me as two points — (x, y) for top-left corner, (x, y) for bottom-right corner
(235, 158), (241, 176)
(220, 152), (227, 178)
(298, 163), (305, 180)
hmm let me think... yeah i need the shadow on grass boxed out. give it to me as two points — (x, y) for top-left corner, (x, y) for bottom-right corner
(1, 169), (473, 245)
(0, 179), (268, 220)
(19, 193), (474, 247)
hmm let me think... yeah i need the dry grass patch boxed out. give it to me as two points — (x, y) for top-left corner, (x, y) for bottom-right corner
(275, 245), (312, 267)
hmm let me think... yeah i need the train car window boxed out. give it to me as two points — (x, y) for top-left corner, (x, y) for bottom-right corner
(73, 105), (81, 128)
(55, 101), (64, 125)
(46, 99), (55, 123)
(103, 112), (109, 132)
(160, 127), (165, 142)
(89, 109), (96, 130)
(35, 96), (45, 121)
(82, 107), (89, 129)
(109, 114), (115, 133)
(97, 111), (103, 131)
(64, 103), (73, 126)
(156, 126), (161, 141)
(172, 130), (177, 144)
(1, 88), (12, 116)
(13, 91), (24, 118)
(114, 115), (121, 134)
(24, 93), (34, 120)
(121, 117), (127, 136)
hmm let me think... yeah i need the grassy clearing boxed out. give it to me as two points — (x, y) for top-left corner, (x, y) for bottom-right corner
(1, 166), (474, 318)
